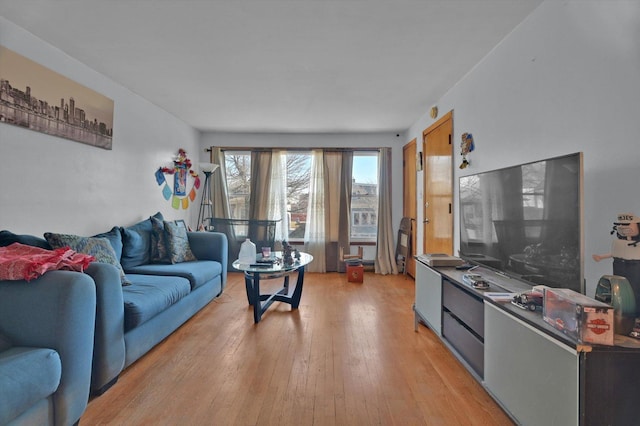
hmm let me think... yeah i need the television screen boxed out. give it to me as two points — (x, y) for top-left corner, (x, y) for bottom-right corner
(459, 152), (583, 293)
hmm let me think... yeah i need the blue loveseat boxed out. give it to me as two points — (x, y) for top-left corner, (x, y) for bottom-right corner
(0, 271), (96, 426)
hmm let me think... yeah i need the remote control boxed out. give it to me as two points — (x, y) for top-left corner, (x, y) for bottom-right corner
(455, 263), (474, 270)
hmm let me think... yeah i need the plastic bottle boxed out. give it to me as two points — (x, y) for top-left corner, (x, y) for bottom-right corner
(238, 238), (257, 264)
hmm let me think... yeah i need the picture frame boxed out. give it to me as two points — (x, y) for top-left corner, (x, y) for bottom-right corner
(0, 44), (114, 149)
(174, 219), (187, 229)
(173, 165), (187, 196)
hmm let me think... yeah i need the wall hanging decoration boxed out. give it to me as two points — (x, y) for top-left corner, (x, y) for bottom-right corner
(460, 132), (475, 169)
(0, 44), (114, 149)
(155, 149), (200, 210)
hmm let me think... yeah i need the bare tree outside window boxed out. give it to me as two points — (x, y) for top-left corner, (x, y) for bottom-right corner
(285, 154), (311, 239)
(225, 152), (251, 219)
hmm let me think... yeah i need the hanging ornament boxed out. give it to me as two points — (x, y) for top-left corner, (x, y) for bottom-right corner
(156, 148), (201, 209)
(460, 133), (475, 169)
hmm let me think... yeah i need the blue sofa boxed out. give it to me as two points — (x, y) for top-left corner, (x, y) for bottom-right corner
(0, 271), (97, 426)
(0, 213), (228, 399)
(86, 216), (228, 395)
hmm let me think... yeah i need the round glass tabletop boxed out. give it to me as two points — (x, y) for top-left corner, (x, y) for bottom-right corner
(232, 251), (313, 274)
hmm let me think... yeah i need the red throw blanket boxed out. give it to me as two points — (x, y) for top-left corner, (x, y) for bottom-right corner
(0, 242), (95, 282)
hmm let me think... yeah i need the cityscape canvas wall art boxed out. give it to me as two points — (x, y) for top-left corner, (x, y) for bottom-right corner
(0, 45), (114, 149)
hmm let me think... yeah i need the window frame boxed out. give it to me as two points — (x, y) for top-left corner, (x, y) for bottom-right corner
(220, 148), (380, 244)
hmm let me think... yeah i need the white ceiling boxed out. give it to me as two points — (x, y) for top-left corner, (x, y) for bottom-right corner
(0, 1), (542, 133)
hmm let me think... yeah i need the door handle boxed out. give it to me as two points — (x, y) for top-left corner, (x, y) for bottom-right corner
(424, 219), (430, 224)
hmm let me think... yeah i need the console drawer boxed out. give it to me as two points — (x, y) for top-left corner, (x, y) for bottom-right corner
(442, 279), (484, 338)
(443, 311), (484, 378)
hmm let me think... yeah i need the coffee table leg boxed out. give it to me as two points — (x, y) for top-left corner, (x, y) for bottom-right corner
(244, 273), (253, 306)
(253, 274), (262, 323)
(283, 275), (290, 294)
(290, 267), (305, 309)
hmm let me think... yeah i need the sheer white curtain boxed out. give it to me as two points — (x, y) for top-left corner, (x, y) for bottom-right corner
(375, 147), (398, 275)
(268, 150), (289, 243)
(304, 150), (326, 272)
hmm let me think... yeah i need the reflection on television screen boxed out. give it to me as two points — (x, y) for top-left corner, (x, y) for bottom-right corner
(459, 153), (583, 293)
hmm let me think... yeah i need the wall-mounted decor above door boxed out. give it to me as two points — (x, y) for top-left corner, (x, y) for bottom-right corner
(0, 45), (114, 149)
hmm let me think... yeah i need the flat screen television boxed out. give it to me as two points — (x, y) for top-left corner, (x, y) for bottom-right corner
(459, 152), (583, 293)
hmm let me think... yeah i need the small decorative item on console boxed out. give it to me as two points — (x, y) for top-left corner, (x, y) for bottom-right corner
(462, 273), (489, 290)
(592, 213), (640, 316)
(512, 286), (546, 311)
(630, 319), (640, 339)
(543, 287), (614, 346)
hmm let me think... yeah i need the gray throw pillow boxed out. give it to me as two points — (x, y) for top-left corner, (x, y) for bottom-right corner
(44, 233), (130, 285)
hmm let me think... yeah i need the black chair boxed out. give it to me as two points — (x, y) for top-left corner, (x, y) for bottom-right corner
(396, 217), (412, 274)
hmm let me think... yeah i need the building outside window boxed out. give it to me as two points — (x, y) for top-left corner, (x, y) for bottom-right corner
(351, 153), (378, 242)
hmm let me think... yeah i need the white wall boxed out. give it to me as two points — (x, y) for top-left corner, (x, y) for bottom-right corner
(407, 1), (640, 296)
(0, 17), (202, 236)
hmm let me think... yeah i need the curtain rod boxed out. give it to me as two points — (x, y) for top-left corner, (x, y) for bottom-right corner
(205, 147), (382, 153)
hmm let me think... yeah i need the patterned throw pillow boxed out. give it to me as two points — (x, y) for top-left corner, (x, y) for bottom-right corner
(44, 233), (130, 285)
(164, 221), (197, 264)
(150, 216), (171, 264)
(93, 226), (123, 261)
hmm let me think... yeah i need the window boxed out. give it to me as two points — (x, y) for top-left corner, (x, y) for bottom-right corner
(222, 149), (378, 242)
(284, 153), (311, 239)
(351, 153), (378, 241)
(224, 151), (251, 219)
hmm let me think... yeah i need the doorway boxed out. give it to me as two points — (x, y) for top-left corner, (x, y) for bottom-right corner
(422, 111), (453, 255)
(402, 139), (417, 277)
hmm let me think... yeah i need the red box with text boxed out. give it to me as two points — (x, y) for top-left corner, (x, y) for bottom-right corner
(543, 288), (614, 346)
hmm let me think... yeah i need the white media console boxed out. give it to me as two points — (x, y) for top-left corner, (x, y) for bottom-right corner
(415, 258), (640, 426)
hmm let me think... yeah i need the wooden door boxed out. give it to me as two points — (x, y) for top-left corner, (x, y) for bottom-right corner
(422, 111), (453, 255)
(403, 139), (417, 277)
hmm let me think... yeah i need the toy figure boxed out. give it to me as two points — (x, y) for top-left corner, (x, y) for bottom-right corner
(593, 213), (640, 313)
(459, 133), (474, 169)
(282, 241), (294, 266)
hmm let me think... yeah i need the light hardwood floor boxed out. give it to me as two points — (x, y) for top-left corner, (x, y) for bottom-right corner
(82, 272), (514, 425)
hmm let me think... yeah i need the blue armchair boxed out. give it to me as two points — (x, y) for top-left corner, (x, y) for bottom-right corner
(0, 271), (96, 426)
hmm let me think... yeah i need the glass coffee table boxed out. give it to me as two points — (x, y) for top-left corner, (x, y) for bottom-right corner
(232, 252), (313, 323)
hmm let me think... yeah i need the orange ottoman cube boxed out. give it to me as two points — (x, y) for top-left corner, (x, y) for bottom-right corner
(346, 263), (364, 283)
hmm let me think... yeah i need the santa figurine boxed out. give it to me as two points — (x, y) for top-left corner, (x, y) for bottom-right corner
(593, 213), (640, 311)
